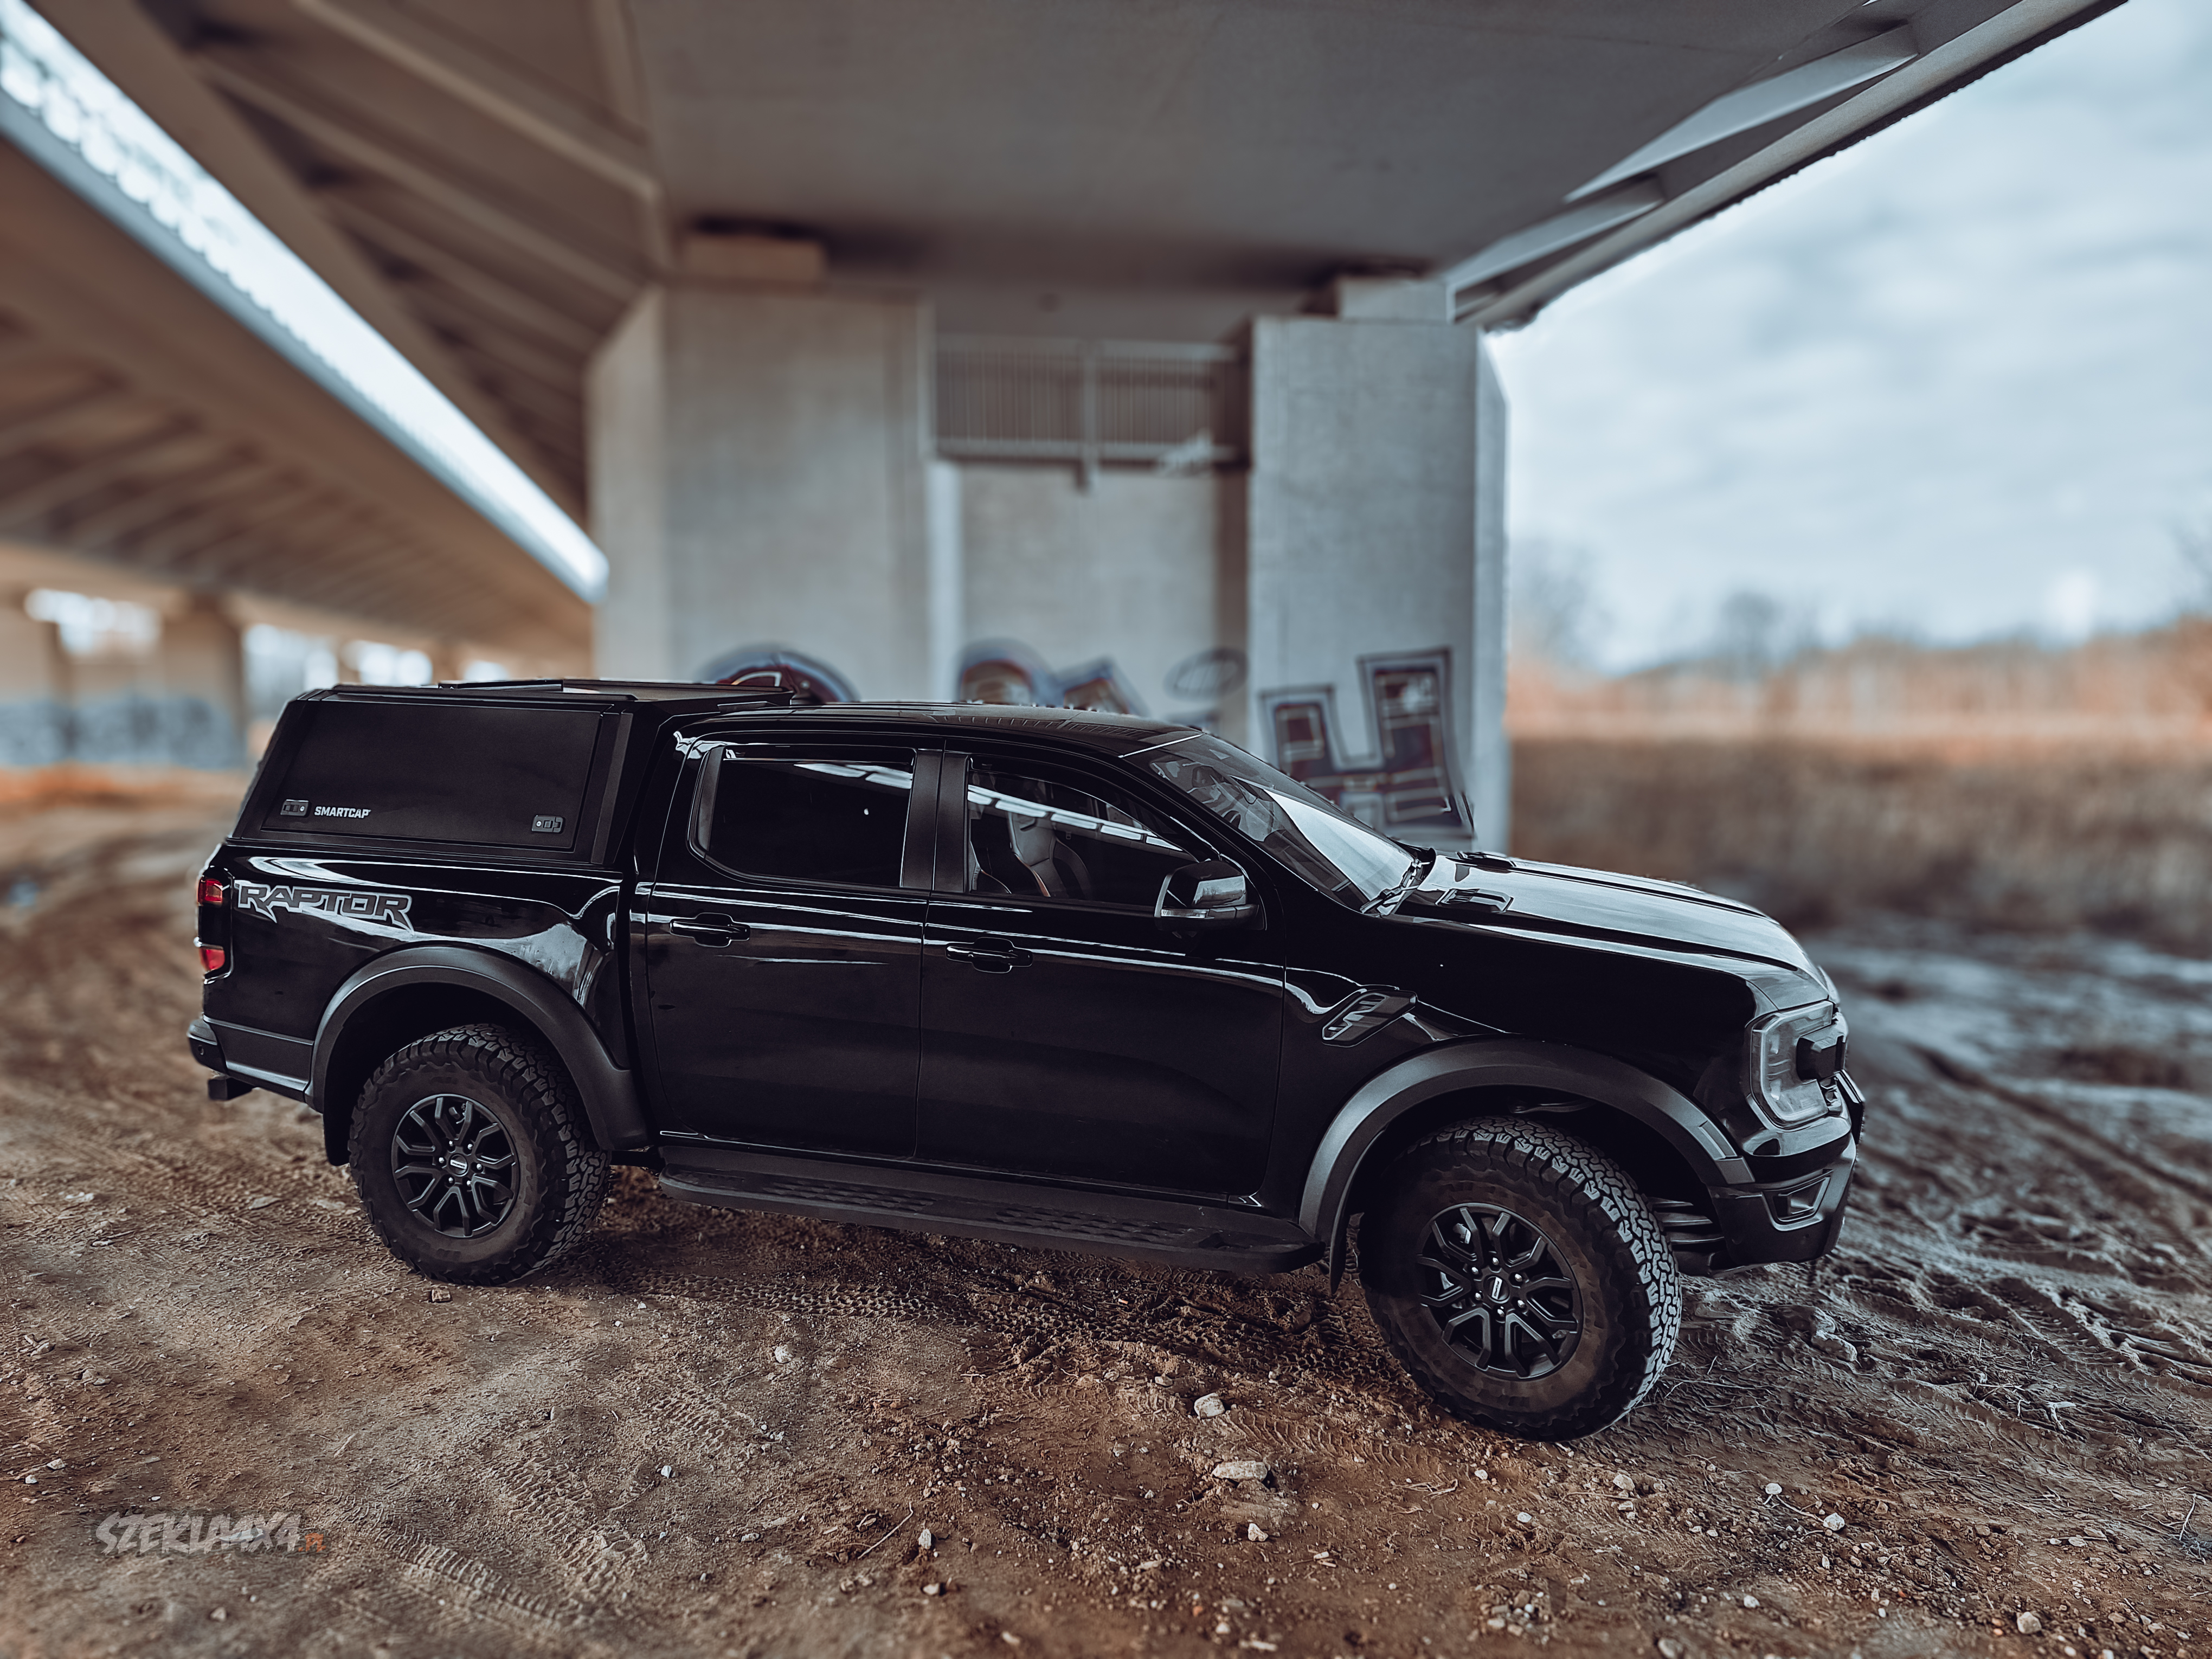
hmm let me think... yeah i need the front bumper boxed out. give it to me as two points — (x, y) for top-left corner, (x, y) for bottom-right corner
(1656, 1113), (1859, 1275)
(1706, 1134), (1856, 1268)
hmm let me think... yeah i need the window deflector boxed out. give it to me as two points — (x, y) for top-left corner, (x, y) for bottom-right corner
(689, 744), (723, 854)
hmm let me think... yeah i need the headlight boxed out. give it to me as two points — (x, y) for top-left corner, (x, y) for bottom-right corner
(1743, 1001), (1848, 1128)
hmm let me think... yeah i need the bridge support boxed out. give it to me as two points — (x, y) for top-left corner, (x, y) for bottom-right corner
(1247, 278), (1510, 848)
(587, 254), (1507, 845)
(156, 594), (248, 768)
(587, 239), (955, 697)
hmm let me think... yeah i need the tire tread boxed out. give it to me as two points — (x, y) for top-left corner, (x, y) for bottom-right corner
(348, 1023), (609, 1284)
(1368, 1117), (1682, 1439)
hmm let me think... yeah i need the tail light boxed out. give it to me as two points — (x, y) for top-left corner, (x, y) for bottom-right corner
(196, 872), (229, 975)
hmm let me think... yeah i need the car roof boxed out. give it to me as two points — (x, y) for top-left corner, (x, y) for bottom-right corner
(313, 682), (1197, 758)
(695, 699), (1195, 757)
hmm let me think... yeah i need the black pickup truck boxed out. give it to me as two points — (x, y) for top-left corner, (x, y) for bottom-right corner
(188, 680), (1861, 1440)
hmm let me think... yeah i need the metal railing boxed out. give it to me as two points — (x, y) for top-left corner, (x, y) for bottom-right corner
(935, 334), (1246, 479)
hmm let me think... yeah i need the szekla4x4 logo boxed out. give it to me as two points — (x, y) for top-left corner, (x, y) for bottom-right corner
(233, 882), (411, 929)
(96, 1511), (324, 1555)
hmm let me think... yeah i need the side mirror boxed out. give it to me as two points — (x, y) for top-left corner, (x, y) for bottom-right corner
(1155, 859), (1260, 931)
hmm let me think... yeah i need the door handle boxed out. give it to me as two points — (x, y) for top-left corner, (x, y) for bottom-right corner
(945, 937), (1032, 973)
(670, 914), (749, 946)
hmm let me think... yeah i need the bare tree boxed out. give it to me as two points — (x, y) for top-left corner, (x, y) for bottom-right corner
(1510, 538), (1609, 670)
(2174, 517), (2212, 615)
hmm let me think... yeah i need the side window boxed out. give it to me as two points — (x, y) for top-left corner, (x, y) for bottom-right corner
(698, 753), (916, 888)
(963, 764), (1200, 909)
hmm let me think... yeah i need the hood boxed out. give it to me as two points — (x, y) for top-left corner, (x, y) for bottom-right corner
(1398, 854), (1816, 975)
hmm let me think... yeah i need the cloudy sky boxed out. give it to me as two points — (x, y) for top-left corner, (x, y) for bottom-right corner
(1487, 0), (2212, 671)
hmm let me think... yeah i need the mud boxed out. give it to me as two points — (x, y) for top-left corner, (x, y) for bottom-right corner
(2, 799), (2208, 1658)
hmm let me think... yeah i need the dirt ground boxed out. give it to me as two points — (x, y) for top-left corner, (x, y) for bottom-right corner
(3, 797), (2209, 1659)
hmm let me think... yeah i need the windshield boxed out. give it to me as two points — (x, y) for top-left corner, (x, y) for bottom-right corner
(1139, 734), (1417, 908)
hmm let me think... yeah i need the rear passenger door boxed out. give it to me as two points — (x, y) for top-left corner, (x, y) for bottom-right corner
(639, 743), (934, 1158)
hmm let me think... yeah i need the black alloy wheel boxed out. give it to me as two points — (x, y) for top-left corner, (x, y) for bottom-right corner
(349, 1024), (609, 1284)
(1362, 1117), (1681, 1441)
(1417, 1203), (1583, 1380)
(390, 1094), (518, 1238)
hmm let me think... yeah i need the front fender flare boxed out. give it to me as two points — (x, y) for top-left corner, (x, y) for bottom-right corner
(1298, 1039), (1751, 1288)
(312, 945), (653, 1160)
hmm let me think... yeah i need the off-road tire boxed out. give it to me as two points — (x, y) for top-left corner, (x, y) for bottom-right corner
(1361, 1117), (1681, 1441)
(349, 1023), (610, 1284)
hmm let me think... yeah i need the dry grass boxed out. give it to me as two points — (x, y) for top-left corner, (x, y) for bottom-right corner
(0, 762), (246, 815)
(1507, 622), (2212, 944)
(1510, 618), (2212, 745)
(1512, 736), (2212, 942)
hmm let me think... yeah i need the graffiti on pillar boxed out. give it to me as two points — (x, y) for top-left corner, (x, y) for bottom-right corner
(697, 645), (858, 703)
(956, 639), (1148, 716)
(1259, 647), (1472, 839)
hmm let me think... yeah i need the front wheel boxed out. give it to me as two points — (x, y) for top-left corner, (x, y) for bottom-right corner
(348, 1024), (610, 1284)
(1361, 1117), (1681, 1440)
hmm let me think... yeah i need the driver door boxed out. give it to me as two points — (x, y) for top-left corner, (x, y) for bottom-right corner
(918, 752), (1287, 1196)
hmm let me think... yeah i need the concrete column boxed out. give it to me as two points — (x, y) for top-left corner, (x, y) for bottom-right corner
(589, 237), (947, 697)
(156, 593), (247, 768)
(1246, 279), (1510, 848)
(0, 593), (68, 766)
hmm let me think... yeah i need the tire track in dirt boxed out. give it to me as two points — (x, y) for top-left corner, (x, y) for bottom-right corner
(7, 801), (2211, 1659)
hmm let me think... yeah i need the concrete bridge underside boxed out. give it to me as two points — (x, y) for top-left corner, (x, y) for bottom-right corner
(2, 0), (2117, 834)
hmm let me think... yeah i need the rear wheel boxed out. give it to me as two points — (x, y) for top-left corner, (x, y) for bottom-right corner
(348, 1024), (609, 1284)
(1360, 1117), (1681, 1440)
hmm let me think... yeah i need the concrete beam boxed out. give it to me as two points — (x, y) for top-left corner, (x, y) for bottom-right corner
(133, 479), (326, 572)
(408, 299), (584, 402)
(584, 0), (649, 131)
(195, 51), (641, 304)
(52, 454), (263, 545)
(1461, 0), (2114, 325)
(322, 194), (603, 354)
(0, 384), (129, 457)
(88, 463), (288, 555)
(0, 423), (208, 532)
(39, 0), (582, 518)
(1565, 27), (1919, 201)
(179, 496), (373, 583)
(292, 0), (659, 197)
(0, 332), (63, 376)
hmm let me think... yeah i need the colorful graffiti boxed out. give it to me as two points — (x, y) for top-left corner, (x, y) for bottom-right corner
(1259, 647), (1471, 840)
(696, 645), (859, 704)
(955, 639), (1150, 715)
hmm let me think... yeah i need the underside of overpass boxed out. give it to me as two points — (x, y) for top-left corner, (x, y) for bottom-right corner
(0, 0), (2116, 837)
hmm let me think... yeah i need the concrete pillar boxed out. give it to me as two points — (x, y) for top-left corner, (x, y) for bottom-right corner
(156, 593), (247, 768)
(0, 593), (68, 766)
(588, 236), (948, 697)
(1246, 279), (1510, 848)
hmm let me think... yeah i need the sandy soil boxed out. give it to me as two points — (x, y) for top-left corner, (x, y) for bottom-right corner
(2, 800), (2208, 1659)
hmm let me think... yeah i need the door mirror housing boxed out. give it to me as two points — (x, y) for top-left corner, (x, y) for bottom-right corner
(1155, 859), (1261, 931)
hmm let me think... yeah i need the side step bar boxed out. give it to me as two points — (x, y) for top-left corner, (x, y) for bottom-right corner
(659, 1146), (1321, 1275)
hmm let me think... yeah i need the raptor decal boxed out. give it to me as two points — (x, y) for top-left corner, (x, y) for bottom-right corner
(233, 882), (411, 930)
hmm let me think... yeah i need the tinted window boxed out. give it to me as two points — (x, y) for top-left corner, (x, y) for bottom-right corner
(702, 755), (916, 888)
(258, 700), (602, 849)
(1145, 733), (1414, 907)
(963, 766), (1197, 909)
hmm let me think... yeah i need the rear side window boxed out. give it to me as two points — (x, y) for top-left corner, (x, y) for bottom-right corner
(698, 755), (916, 888)
(257, 700), (603, 849)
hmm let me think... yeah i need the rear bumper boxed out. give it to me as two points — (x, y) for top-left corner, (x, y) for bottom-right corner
(185, 1017), (263, 1102)
(187, 1015), (224, 1071)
